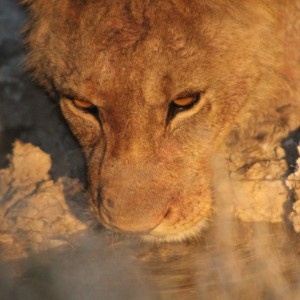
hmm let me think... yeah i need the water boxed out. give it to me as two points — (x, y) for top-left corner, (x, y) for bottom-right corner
(1, 220), (300, 300)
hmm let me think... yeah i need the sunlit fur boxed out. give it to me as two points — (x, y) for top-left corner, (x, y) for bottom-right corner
(21, 0), (300, 242)
(143, 219), (210, 243)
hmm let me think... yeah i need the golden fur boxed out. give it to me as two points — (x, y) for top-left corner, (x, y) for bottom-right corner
(21, 0), (300, 241)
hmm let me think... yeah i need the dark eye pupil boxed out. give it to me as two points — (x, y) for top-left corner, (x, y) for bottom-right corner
(166, 93), (201, 124)
(84, 106), (99, 116)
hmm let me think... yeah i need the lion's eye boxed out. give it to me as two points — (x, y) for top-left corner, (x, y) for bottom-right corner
(166, 92), (201, 123)
(172, 96), (197, 107)
(72, 98), (99, 116)
(73, 98), (94, 109)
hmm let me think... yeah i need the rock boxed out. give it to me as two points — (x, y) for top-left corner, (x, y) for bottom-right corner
(0, 141), (89, 261)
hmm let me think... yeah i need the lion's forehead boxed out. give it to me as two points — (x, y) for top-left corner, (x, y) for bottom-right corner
(26, 0), (278, 101)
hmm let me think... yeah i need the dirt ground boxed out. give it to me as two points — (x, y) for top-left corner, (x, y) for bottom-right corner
(2, 1), (300, 299)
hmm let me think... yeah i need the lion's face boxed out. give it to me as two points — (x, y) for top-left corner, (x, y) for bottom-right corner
(23, 0), (280, 241)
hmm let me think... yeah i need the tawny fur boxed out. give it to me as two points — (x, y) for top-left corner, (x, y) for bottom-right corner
(21, 0), (300, 241)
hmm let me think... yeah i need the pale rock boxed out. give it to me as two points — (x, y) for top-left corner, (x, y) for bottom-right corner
(0, 141), (90, 261)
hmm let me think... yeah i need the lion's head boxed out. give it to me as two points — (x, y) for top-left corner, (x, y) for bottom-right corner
(22, 0), (298, 241)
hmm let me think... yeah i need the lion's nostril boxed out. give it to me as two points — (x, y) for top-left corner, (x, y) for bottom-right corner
(163, 208), (172, 219)
(106, 198), (115, 208)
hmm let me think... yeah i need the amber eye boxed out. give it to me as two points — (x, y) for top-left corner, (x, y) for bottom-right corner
(172, 96), (197, 107)
(71, 98), (99, 117)
(166, 92), (201, 123)
(73, 98), (94, 109)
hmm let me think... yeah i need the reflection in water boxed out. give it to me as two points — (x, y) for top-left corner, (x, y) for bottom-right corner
(138, 241), (199, 300)
(137, 221), (300, 299)
(1, 221), (300, 299)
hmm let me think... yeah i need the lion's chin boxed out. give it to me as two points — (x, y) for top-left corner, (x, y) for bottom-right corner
(141, 219), (209, 243)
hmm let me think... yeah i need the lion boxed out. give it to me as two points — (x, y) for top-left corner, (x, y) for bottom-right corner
(21, 0), (300, 242)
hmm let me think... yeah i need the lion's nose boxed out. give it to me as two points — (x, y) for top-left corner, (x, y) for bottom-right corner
(96, 158), (175, 234)
(98, 197), (166, 233)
